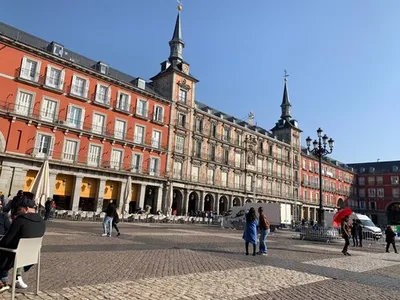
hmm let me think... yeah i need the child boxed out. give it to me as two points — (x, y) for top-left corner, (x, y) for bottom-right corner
(385, 226), (398, 254)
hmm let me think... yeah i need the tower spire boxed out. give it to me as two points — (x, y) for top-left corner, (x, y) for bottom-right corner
(281, 70), (291, 119)
(169, 1), (185, 65)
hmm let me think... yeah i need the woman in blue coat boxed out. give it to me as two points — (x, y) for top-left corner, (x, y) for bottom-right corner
(243, 207), (258, 256)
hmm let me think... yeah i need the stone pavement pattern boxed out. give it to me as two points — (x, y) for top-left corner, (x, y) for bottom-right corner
(0, 221), (398, 299)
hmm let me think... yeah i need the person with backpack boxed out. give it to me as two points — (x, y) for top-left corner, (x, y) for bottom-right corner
(258, 207), (270, 255)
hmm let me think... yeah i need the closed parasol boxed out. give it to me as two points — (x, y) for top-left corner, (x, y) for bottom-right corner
(332, 208), (352, 227)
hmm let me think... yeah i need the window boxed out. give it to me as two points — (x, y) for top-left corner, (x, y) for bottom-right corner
(95, 84), (111, 105)
(211, 123), (217, 138)
(277, 182), (282, 196)
(370, 202), (376, 210)
(235, 152), (241, 167)
(40, 98), (57, 122)
(45, 66), (64, 89)
(35, 133), (53, 158)
(359, 188), (365, 198)
(222, 127), (230, 142)
(71, 75), (89, 98)
(63, 140), (78, 162)
(177, 113), (187, 128)
(153, 106), (164, 122)
(175, 136), (185, 153)
(235, 133), (242, 146)
(194, 140), (202, 158)
(269, 145), (273, 156)
(368, 176), (375, 185)
(277, 164), (282, 177)
(114, 120), (126, 139)
(209, 144), (216, 161)
(66, 105), (84, 129)
(256, 178), (262, 189)
(179, 89), (187, 103)
(268, 161), (273, 175)
(20, 57), (40, 82)
(173, 161), (182, 179)
(368, 188), (376, 197)
(15, 90), (33, 116)
(377, 188), (384, 198)
(392, 188), (400, 198)
(393, 166), (399, 172)
(303, 190), (308, 201)
(257, 158), (263, 172)
(134, 125), (145, 144)
(110, 149), (123, 169)
(132, 153), (142, 173)
(92, 113), (105, 135)
(303, 174), (308, 185)
(136, 99), (148, 117)
(234, 174), (241, 188)
(302, 159), (306, 169)
(315, 192), (319, 201)
(88, 144), (101, 167)
(117, 92), (131, 112)
(258, 140), (263, 153)
(221, 171), (228, 187)
(151, 130), (161, 148)
(358, 177), (365, 185)
(309, 161), (312, 171)
(246, 175), (253, 191)
(276, 148), (282, 160)
(309, 191), (313, 201)
(149, 157), (159, 176)
(391, 176), (399, 185)
(192, 166), (199, 182)
(195, 118), (203, 133)
(376, 176), (383, 185)
(207, 169), (214, 184)
(223, 149), (229, 164)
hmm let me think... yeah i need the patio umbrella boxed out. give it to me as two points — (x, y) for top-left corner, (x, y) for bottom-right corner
(29, 159), (50, 210)
(122, 176), (132, 220)
(332, 208), (352, 227)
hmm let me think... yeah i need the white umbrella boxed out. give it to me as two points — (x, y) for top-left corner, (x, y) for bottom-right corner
(122, 176), (132, 221)
(29, 159), (50, 210)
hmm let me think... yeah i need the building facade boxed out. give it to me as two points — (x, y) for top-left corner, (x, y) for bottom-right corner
(300, 148), (357, 222)
(0, 22), (170, 214)
(348, 161), (400, 226)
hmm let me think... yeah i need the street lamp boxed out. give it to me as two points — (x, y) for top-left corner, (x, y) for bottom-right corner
(306, 128), (334, 226)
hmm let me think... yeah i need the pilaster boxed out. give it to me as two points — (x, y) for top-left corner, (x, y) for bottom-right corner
(71, 176), (83, 211)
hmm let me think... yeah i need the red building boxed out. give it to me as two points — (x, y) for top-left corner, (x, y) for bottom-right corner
(300, 148), (357, 222)
(0, 22), (170, 214)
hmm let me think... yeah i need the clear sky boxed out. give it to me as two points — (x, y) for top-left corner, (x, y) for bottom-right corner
(1, 0), (399, 163)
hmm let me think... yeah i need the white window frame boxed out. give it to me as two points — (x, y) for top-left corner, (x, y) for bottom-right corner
(15, 88), (35, 116)
(175, 135), (185, 153)
(45, 65), (65, 90)
(95, 83), (111, 105)
(92, 112), (106, 135)
(70, 74), (89, 98)
(392, 188), (400, 198)
(179, 88), (187, 103)
(221, 171), (228, 187)
(87, 143), (102, 167)
(134, 125), (146, 144)
(207, 169), (214, 184)
(20, 56), (41, 82)
(62, 138), (79, 162)
(377, 188), (384, 198)
(153, 105), (164, 123)
(191, 165), (200, 182)
(235, 152), (241, 167)
(114, 119), (127, 140)
(66, 104), (85, 130)
(110, 148), (124, 170)
(132, 152), (143, 173)
(391, 176), (399, 185)
(151, 130), (162, 149)
(257, 158), (263, 172)
(234, 174), (241, 189)
(173, 161), (182, 179)
(40, 96), (59, 123)
(376, 176), (383, 185)
(368, 188), (376, 197)
(136, 99), (148, 117)
(149, 156), (160, 176)
(116, 91), (131, 112)
(34, 131), (54, 158)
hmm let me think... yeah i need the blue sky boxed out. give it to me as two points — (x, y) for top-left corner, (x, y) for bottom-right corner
(1, 0), (399, 163)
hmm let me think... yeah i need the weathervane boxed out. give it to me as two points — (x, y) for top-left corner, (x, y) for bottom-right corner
(177, 0), (183, 11)
(284, 69), (289, 81)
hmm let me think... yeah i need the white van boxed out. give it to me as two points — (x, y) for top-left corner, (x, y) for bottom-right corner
(352, 213), (382, 240)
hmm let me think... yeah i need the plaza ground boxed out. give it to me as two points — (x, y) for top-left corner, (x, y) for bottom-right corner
(0, 220), (399, 300)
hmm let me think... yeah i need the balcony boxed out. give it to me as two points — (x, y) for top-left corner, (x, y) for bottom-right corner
(134, 108), (149, 120)
(114, 102), (131, 115)
(151, 113), (164, 125)
(17, 68), (41, 85)
(68, 84), (89, 102)
(44, 75), (65, 93)
(175, 119), (189, 130)
(93, 92), (111, 108)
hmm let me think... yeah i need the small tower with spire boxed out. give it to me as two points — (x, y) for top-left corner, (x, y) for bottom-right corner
(169, 4), (185, 66)
(281, 70), (292, 119)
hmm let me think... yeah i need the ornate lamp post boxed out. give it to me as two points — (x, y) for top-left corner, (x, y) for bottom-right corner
(306, 128), (334, 226)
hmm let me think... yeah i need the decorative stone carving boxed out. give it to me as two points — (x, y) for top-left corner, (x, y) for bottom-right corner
(247, 151), (255, 165)
(178, 78), (191, 90)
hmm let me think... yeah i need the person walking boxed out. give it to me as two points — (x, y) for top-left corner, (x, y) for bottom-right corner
(257, 207), (270, 255)
(351, 219), (358, 247)
(44, 198), (52, 221)
(112, 211), (120, 237)
(341, 215), (351, 256)
(102, 200), (116, 237)
(357, 219), (363, 247)
(385, 226), (398, 253)
(242, 207), (258, 256)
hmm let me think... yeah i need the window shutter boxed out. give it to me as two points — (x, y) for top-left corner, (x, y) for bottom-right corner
(34, 134), (41, 153)
(127, 94), (131, 111)
(84, 79), (90, 98)
(45, 66), (51, 86)
(116, 92), (120, 108)
(66, 105), (71, 123)
(107, 87), (111, 105)
(21, 57), (28, 77)
(49, 136), (54, 157)
(35, 61), (42, 82)
(80, 108), (86, 129)
(71, 75), (76, 94)
(59, 69), (65, 90)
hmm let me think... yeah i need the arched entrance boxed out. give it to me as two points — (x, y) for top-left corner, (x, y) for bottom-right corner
(337, 198), (345, 209)
(144, 186), (156, 214)
(233, 197), (241, 206)
(257, 200), (263, 203)
(219, 196), (228, 215)
(172, 189), (183, 215)
(245, 199), (252, 203)
(387, 202), (400, 225)
(204, 193), (214, 212)
(188, 191), (198, 216)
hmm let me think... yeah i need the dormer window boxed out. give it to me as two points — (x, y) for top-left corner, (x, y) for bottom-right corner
(369, 167), (375, 173)
(360, 167), (365, 173)
(393, 166), (399, 172)
(96, 62), (109, 75)
(49, 42), (64, 57)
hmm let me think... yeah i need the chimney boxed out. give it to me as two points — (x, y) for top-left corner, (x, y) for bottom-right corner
(247, 112), (255, 126)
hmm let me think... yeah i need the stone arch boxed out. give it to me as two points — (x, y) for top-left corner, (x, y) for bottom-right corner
(219, 195), (228, 215)
(257, 200), (263, 203)
(0, 130), (5, 153)
(204, 193), (214, 212)
(188, 191), (199, 216)
(245, 199), (252, 203)
(172, 189), (183, 215)
(386, 202), (400, 225)
(337, 198), (345, 209)
(232, 197), (241, 206)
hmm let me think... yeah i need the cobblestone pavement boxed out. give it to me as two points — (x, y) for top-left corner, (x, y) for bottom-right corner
(0, 220), (398, 299)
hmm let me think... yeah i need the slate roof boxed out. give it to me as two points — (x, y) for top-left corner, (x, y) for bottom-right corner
(348, 161), (400, 174)
(301, 148), (356, 173)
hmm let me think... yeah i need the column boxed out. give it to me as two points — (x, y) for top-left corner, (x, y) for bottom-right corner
(155, 186), (163, 212)
(199, 191), (205, 212)
(215, 193), (220, 215)
(49, 173), (57, 198)
(71, 176), (83, 212)
(307, 207), (310, 220)
(96, 179), (106, 213)
(137, 184), (147, 210)
(182, 190), (189, 216)
(161, 182), (170, 214)
(118, 181), (126, 215)
(228, 195), (232, 210)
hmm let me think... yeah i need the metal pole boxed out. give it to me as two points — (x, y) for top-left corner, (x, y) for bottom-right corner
(318, 154), (323, 225)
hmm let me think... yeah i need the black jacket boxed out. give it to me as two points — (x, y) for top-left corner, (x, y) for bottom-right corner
(385, 228), (396, 243)
(0, 213), (10, 235)
(105, 203), (116, 217)
(3, 195), (25, 216)
(0, 213), (46, 270)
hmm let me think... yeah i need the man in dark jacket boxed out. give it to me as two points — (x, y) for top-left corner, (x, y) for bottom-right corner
(0, 202), (10, 236)
(0, 198), (45, 293)
(44, 198), (53, 221)
(3, 190), (25, 221)
(102, 200), (116, 237)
